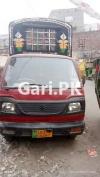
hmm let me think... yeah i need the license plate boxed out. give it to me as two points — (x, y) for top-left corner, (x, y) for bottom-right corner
(32, 130), (53, 138)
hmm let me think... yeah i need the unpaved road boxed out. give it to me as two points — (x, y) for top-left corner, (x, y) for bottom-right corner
(0, 80), (100, 177)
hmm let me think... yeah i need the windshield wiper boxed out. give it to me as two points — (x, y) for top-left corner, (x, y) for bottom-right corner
(28, 83), (49, 87)
(3, 84), (61, 90)
(3, 84), (48, 90)
(3, 86), (18, 90)
(28, 83), (44, 86)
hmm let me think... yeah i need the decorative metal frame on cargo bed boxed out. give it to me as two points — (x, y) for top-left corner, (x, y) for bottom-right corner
(9, 18), (72, 56)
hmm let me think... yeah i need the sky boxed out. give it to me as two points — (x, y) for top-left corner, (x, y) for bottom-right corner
(0, 0), (100, 34)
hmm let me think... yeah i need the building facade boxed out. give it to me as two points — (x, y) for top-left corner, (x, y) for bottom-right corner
(49, 8), (84, 32)
(72, 30), (100, 60)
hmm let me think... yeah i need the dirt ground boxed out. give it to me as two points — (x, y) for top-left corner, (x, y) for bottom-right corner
(0, 80), (100, 177)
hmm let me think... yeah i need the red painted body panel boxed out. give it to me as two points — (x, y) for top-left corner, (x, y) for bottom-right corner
(0, 113), (84, 123)
(0, 54), (85, 124)
(0, 88), (84, 101)
(0, 89), (85, 123)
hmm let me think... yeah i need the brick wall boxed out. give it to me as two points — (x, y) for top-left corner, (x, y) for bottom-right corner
(72, 30), (100, 59)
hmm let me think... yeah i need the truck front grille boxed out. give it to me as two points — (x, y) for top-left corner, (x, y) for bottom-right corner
(17, 102), (66, 116)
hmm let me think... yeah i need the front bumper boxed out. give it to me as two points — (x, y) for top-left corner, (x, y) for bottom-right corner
(0, 121), (85, 137)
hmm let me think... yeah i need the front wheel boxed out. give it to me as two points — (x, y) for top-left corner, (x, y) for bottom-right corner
(3, 135), (14, 142)
(68, 135), (77, 140)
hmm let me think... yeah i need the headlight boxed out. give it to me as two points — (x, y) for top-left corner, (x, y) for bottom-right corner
(2, 102), (15, 113)
(68, 102), (81, 112)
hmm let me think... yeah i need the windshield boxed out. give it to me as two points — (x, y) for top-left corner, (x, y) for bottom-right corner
(4, 56), (80, 88)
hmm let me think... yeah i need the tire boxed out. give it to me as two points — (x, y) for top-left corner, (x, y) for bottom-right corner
(3, 135), (14, 142)
(68, 135), (77, 140)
